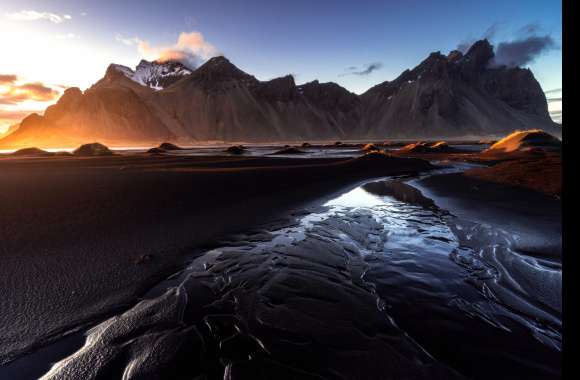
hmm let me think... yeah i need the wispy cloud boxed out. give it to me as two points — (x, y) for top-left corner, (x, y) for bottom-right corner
(0, 74), (60, 105)
(340, 62), (383, 77)
(115, 34), (140, 46)
(457, 22), (503, 53)
(116, 31), (218, 68)
(6, 10), (72, 24)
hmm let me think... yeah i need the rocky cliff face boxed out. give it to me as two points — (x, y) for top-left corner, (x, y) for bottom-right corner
(359, 39), (556, 139)
(0, 40), (560, 148)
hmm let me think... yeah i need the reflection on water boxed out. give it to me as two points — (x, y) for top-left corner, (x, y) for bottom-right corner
(41, 169), (561, 380)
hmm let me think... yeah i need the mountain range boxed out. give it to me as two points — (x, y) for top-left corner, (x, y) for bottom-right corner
(0, 39), (560, 148)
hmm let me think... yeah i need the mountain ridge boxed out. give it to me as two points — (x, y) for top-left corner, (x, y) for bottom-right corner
(0, 40), (560, 149)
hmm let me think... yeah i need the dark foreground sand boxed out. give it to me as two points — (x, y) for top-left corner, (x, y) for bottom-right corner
(0, 153), (433, 364)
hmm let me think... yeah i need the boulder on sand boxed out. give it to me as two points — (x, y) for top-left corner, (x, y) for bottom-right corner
(73, 143), (114, 156)
(10, 147), (53, 157)
(362, 143), (379, 152)
(158, 142), (183, 150)
(399, 141), (458, 153)
(301, 142), (312, 148)
(484, 130), (561, 154)
(224, 145), (247, 155)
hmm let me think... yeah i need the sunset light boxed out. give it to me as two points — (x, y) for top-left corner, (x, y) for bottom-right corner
(0, 2), (565, 379)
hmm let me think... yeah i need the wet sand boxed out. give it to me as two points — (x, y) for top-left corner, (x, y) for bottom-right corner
(28, 161), (561, 380)
(0, 153), (433, 365)
(412, 172), (561, 253)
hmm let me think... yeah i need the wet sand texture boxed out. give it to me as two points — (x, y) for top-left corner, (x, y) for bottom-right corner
(0, 154), (432, 364)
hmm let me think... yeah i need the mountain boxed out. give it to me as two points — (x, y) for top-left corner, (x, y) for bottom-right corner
(359, 40), (557, 139)
(108, 60), (193, 90)
(0, 40), (560, 149)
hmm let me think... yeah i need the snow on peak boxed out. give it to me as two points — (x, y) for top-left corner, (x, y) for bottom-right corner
(112, 60), (193, 90)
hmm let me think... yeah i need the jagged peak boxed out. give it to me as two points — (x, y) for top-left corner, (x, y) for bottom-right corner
(299, 80), (354, 94)
(464, 39), (494, 65)
(104, 59), (193, 90)
(106, 63), (134, 77)
(192, 55), (255, 82)
(265, 74), (296, 86)
(447, 50), (464, 62)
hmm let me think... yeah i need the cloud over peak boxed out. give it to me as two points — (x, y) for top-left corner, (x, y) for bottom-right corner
(117, 31), (218, 69)
(457, 23), (559, 68)
(492, 35), (557, 67)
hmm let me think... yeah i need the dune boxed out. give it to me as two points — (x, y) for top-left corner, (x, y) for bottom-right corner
(484, 129), (561, 154)
(158, 142), (183, 150)
(362, 143), (379, 152)
(9, 147), (53, 157)
(73, 143), (114, 156)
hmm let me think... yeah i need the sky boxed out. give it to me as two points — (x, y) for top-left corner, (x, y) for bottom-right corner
(0, 0), (562, 132)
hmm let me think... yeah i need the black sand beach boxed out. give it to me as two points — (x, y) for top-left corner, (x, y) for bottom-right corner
(0, 153), (433, 366)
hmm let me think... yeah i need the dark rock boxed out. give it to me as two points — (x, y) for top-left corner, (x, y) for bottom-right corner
(399, 141), (459, 153)
(10, 147), (53, 157)
(224, 145), (246, 154)
(362, 143), (379, 152)
(158, 142), (183, 150)
(73, 143), (114, 156)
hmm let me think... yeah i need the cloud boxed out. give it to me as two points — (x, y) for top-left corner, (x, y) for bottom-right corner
(117, 31), (218, 69)
(0, 74), (18, 84)
(544, 88), (562, 95)
(456, 23), (559, 68)
(549, 110), (562, 124)
(115, 34), (140, 46)
(54, 33), (79, 40)
(6, 10), (72, 24)
(492, 35), (557, 67)
(0, 76), (60, 105)
(340, 62), (383, 77)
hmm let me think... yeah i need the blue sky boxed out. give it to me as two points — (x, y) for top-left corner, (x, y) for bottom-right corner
(0, 0), (562, 130)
